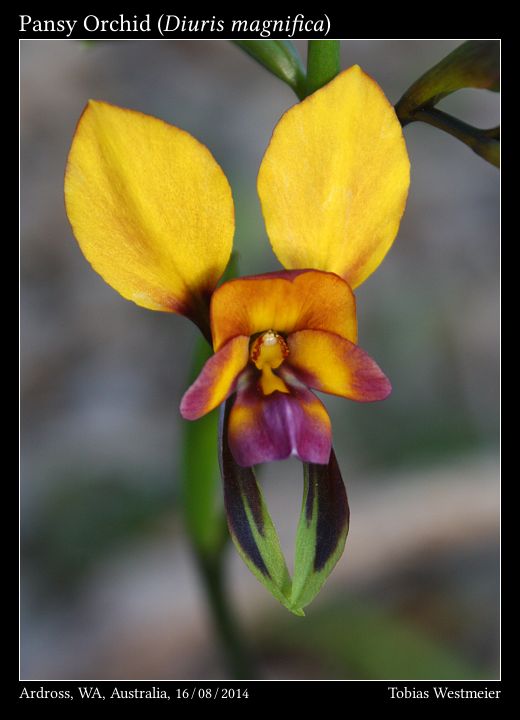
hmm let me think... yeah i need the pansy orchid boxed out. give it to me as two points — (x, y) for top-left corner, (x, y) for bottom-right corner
(65, 65), (410, 614)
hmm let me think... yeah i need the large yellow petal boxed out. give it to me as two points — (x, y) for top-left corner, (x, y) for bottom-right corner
(257, 65), (410, 289)
(65, 101), (234, 324)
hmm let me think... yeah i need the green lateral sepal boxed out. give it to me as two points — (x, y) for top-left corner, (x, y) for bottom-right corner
(219, 400), (304, 616)
(291, 449), (350, 610)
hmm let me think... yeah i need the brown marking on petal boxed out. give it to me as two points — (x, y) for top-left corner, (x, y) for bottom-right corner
(182, 290), (213, 344)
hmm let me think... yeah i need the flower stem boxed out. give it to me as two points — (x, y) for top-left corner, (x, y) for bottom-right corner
(196, 549), (257, 679)
(410, 107), (500, 168)
(182, 294), (256, 678)
(305, 40), (340, 97)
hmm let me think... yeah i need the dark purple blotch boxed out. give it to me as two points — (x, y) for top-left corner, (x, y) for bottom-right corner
(305, 449), (350, 572)
(219, 399), (269, 577)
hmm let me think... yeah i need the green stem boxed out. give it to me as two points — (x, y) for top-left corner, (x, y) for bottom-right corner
(197, 550), (257, 679)
(411, 107), (500, 167)
(305, 40), (340, 97)
(181, 252), (255, 678)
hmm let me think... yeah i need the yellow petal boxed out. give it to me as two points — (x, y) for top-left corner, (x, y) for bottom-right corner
(286, 330), (391, 401)
(65, 101), (234, 322)
(257, 66), (410, 289)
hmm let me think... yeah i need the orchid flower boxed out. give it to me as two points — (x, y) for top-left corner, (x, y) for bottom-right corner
(65, 65), (410, 614)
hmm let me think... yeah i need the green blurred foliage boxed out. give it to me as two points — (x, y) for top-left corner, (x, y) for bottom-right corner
(256, 597), (483, 679)
(23, 471), (177, 595)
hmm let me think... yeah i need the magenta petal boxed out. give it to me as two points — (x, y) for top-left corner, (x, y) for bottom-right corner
(228, 373), (332, 467)
(180, 335), (249, 420)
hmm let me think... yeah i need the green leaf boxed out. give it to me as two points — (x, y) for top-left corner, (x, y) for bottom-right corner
(291, 449), (350, 609)
(233, 40), (306, 100)
(219, 400), (303, 615)
(396, 40), (500, 122)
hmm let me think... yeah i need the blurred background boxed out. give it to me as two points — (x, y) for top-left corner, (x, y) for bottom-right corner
(20, 40), (499, 680)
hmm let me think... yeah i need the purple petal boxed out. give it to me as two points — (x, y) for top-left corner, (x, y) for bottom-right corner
(227, 371), (332, 467)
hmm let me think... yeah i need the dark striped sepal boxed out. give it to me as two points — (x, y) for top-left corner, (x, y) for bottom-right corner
(291, 449), (350, 609)
(219, 400), (304, 616)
